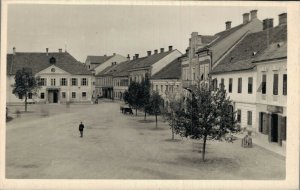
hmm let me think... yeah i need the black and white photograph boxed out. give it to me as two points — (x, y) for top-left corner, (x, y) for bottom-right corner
(0, 1), (299, 189)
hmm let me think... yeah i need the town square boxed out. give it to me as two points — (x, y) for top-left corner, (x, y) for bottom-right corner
(2, 2), (296, 187)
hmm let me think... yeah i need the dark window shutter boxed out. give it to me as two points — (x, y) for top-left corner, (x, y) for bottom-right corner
(273, 74), (278, 95)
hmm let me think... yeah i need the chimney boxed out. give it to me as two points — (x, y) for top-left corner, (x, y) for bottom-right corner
(225, 21), (232, 30)
(13, 47), (16, 55)
(147, 51), (151, 56)
(263, 18), (274, 30)
(250, 10), (257, 20)
(58, 48), (62, 53)
(127, 54), (130, 60)
(135, 54), (139, 59)
(46, 48), (49, 56)
(154, 49), (158, 54)
(168, 46), (173, 51)
(160, 48), (164, 53)
(278, 13), (287, 25)
(243, 13), (250, 24)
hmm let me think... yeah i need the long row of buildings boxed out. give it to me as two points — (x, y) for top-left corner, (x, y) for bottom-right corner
(6, 10), (287, 147)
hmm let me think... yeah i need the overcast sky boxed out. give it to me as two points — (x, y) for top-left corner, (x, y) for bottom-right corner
(7, 4), (286, 62)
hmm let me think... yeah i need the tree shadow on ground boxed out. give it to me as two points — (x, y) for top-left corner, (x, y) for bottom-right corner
(138, 119), (155, 123)
(164, 139), (182, 142)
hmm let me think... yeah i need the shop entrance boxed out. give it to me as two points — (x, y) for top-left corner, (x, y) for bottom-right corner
(271, 114), (278, 142)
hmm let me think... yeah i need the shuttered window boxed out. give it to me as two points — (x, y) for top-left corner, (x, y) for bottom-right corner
(221, 78), (224, 87)
(228, 78), (232, 93)
(237, 109), (241, 123)
(248, 77), (253, 94)
(247, 111), (252, 126)
(262, 74), (267, 94)
(238, 78), (242, 93)
(273, 73), (278, 95)
(283, 74), (287, 95)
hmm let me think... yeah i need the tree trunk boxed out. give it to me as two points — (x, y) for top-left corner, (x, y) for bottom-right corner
(135, 108), (137, 116)
(172, 126), (174, 140)
(202, 134), (207, 161)
(155, 113), (158, 129)
(25, 95), (28, 112)
(144, 108), (147, 120)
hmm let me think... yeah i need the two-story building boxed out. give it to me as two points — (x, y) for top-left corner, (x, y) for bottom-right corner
(210, 13), (287, 146)
(151, 57), (183, 109)
(7, 48), (93, 104)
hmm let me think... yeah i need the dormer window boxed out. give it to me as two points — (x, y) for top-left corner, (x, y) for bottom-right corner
(49, 57), (56, 64)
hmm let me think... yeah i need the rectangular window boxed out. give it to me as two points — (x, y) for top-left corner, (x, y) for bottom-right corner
(247, 111), (252, 126)
(62, 92), (66, 99)
(238, 78), (242, 93)
(81, 78), (88, 86)
(262, 74), (267, 94)
(40, 93), (45, 99)
(273, 73), (279, 95)
(40, 78), (47, 86)
(82, 92), (86, 98)
(71, 78), (77, 86)
(18, 94), (23, 99)
(28, 93), (32, 99)
(237, 109), (241, 123)
(166, 85), (168, 92)
(161, 85), (163, 92)
(248, 77), (253, 94)
(60, 78), (67, 86)
(221, 78), (224, 87)
(51, 78), (56, 86)
(229, 78), (232, 93)
(214, 79), (218, 91)
(283, 74), (287, 95)
(156, 85), (158, 91)
(72, 92), (76, 98)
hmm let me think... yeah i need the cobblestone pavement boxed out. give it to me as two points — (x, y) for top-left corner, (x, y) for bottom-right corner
(6, 101), (285, 179)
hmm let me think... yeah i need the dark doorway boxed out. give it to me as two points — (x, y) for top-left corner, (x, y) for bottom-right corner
(259, 112), (263, 133)
(271, 114), (278, 142)
(53, 91), (58, 103)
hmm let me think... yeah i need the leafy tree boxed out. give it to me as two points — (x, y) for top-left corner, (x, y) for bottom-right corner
(141, 74), (151, 120)
(124, 81), (143, 115)
(147, 91), (164, 128)
(166, 97), (184, 140)
(172, 82), (239, 161)
(12, 68), (41, 112)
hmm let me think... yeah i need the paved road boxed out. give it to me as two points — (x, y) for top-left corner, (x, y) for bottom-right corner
(6, 102), (285, 179)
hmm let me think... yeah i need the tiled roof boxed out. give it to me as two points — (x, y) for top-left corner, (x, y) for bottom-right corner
(130, 50), (175, 70)
(96, 63), (119, 76)
(7, 52), (92, 75)
(113, 58), (146, 77)
(201, 35), (218, 44)
(86, 55), (112, 64)
(209, 23), (246, 47)
(253, 42), (287, 63)
(151, 58), (181, 80)
(211, 24), (287, 74)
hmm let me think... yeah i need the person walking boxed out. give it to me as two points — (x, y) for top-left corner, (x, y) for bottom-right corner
(79, 122), (84, 138)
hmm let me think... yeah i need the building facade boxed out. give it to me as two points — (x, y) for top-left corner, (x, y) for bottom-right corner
(7, 48), (93, 104)
(210, 13), (287, 146)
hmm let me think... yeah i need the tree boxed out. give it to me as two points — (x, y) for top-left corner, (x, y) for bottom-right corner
(172, 82), (239, 161)
(141, 74), (151, 120)
(124, 81), (143, 116)
(147, 91), (164, 128)
(12, 68), (41, 112)
(166, 97), (184, 140)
